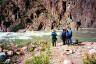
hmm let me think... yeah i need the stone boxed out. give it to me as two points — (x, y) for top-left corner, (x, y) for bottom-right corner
(6, 50), (14, 57)
(89, 49), (96, 54)
(21, 46), (27, 51)
(64, 49), (73, 55)
(16, 51), (21, 55)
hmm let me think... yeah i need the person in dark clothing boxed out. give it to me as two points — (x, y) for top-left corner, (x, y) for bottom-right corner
(61, 29), (66, 45)
(51, 29), (57, 47)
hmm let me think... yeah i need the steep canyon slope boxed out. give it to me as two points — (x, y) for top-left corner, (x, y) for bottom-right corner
(0, 0), (96, 31)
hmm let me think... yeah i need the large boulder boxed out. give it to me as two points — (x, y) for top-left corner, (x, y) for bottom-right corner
(6, 50), (14, 57)
(63, 59), (73, 64)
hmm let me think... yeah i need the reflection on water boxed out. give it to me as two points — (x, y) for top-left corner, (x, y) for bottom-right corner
(0, 29), (96, 42)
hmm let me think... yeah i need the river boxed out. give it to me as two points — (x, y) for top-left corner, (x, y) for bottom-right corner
(0, 29), (96, 43)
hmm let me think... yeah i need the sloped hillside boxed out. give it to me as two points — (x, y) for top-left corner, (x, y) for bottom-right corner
(0, 0), (96, 32)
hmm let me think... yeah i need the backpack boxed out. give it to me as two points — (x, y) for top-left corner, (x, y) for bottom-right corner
(61, 31), (66, 37)
(66, 32), (70, 39)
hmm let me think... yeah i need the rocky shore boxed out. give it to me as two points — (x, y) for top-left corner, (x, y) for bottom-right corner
(0, 43), (27, 64)
(0, 42), (96, 64)
(51, 42), (96, 64)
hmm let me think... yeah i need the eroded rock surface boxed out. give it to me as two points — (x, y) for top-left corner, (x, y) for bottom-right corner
(0, 0), (96, 32)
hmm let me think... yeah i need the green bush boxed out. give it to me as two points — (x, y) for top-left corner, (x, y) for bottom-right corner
(25, 60), (30, 64)
(82, 53), (96, 64)
(25, 41), (51, 64)
(32, 53), (50, 64)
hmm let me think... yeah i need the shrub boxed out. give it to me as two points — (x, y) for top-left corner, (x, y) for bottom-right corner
(25, 59), (30, 64)
(82, 53), (96, 64)
(25, 41), (51, 64)
(32, 53), (50, 64)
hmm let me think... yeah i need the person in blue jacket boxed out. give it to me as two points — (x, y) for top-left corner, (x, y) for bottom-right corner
(51, 29), (57, 47)
(68, 28), (72, 44)
(66, 30), (70, 45)
(61, 29), (66, 45)
(66, 27), (72, 45)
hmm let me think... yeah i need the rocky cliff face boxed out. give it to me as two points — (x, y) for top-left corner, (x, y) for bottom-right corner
(0, 0), (96, 32)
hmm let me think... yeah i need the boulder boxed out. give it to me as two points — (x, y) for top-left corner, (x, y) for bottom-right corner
(89, 49), (96, 54)
(6, 51), (14, 57)
(63, 59), (73, 64)
(16, 51), (21, 55)
(21, 46), (27, 51)
(64, 49), (73, 55)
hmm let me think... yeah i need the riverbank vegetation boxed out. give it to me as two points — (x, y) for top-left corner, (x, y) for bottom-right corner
(25, 41), (51, 64)
(83, 53), (96, 64)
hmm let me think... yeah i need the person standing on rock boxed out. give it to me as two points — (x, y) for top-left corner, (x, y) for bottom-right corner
(61, 29), (66, 45)
(51, 29), (57, 47)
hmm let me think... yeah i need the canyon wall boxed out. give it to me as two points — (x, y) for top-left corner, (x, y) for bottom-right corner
(0, 0), (96, 32)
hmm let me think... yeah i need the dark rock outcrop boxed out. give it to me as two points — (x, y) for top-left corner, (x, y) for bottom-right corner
(0, 0), (96, 32)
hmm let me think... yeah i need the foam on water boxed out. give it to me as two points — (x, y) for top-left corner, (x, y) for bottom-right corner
(0, 31), (60, 40)
(0, 29), (96, 42)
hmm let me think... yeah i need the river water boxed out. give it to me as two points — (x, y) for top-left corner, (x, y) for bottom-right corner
(0, 29), (96, 43)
